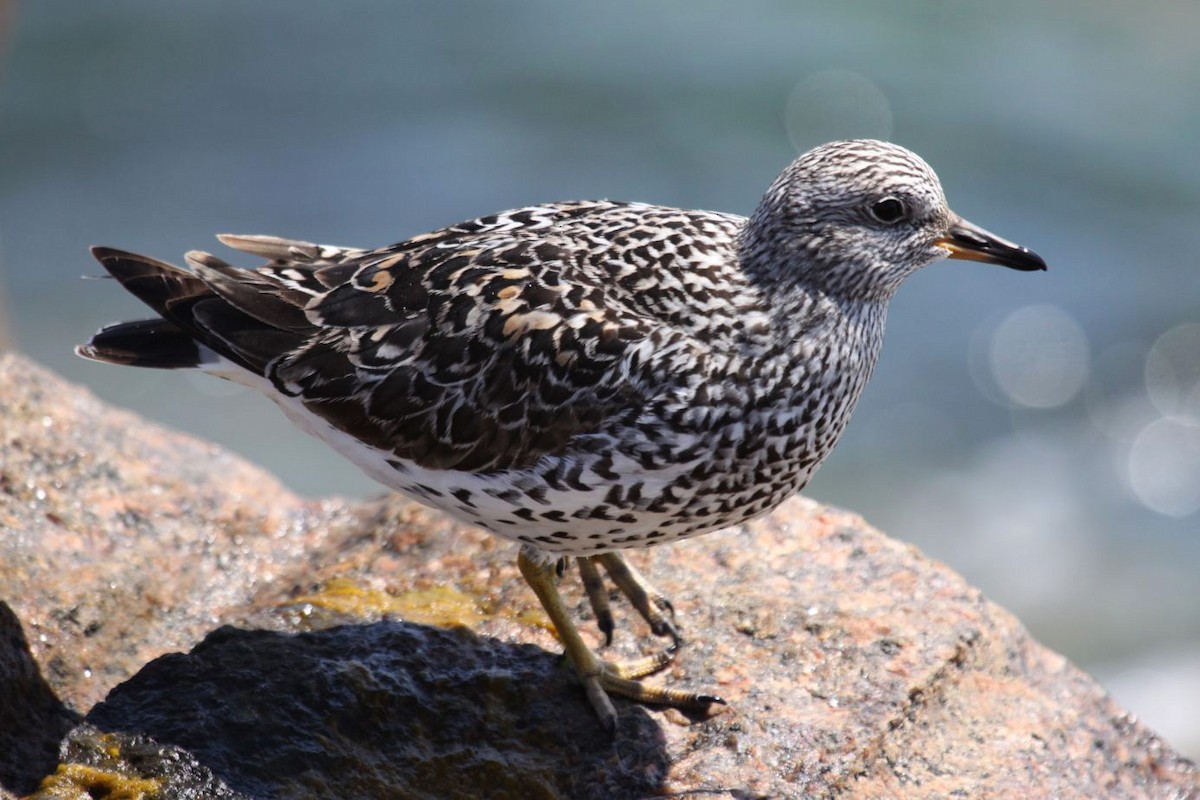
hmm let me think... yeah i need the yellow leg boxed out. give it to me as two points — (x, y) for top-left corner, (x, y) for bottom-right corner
(519, 546), (723, 732)
(576, 556), (615, 645)
(596, 552), (681, 645)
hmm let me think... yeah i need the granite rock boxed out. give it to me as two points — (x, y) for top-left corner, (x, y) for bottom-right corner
(1, 352), (1196, 799)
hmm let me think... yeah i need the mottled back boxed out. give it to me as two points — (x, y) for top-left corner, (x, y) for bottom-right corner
(105, 201), (748, 473)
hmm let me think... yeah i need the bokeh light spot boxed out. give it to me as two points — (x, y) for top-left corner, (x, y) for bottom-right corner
(1145, 322), (1200, 423)
(988, 304), (1089, 409)
(785, 70), (893, 153)
(1127, 417), (1200, 517)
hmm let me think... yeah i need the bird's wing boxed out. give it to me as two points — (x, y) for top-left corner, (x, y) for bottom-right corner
(190, 204), (684, 473)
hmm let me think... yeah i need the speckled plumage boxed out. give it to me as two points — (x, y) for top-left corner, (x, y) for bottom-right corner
(78, 139), (1044, 726)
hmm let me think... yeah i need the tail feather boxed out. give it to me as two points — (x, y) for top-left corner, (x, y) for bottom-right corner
(76, 318), (204, 369)
(80, 246), (310, 375)
(89, 246), (210, 319)
(184, 250), (312, 331)
(216, 233), (326, 262)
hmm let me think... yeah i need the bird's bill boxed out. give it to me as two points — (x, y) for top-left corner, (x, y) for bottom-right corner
(936, 216), (1047, 272)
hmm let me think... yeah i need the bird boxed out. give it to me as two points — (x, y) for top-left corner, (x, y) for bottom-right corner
(77, 139), (1045, 732)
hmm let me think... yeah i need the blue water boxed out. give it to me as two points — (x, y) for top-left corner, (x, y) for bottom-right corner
(2, 1), (1199, 755)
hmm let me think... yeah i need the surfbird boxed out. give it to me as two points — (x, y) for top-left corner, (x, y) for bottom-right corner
(77, 139), (1045, 731)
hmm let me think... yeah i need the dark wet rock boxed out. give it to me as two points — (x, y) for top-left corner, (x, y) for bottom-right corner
(0, 602), (80, 796)
(31, 724), (247, 800)
(84, 623), (668, 799)
(3, 351), (1198, 798)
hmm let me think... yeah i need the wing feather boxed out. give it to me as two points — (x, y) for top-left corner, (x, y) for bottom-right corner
(88, 200), (744, 473)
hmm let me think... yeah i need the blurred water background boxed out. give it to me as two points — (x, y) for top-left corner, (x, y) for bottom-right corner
(2, 1), (1198, 758)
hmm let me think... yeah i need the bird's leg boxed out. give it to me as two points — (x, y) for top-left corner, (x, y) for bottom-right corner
(595, 552), (682, 646)
(576, 556), (615, 645)
(518, 545), (722, 732)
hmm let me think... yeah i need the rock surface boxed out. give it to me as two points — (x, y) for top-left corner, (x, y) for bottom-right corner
(1, 352), (1197, 799)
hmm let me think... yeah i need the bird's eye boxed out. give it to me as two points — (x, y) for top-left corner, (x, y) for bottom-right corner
(869, 197), (907, 224)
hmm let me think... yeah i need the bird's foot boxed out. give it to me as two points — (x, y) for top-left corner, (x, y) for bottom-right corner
(577, 656), (725, 735)
(520, 546), (722, 734)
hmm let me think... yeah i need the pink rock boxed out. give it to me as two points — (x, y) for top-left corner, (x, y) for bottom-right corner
(2, 353), (1195, 798)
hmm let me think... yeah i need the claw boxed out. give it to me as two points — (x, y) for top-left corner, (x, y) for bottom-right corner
(650, 615), (682, 644)
(597, 616), (615, 646)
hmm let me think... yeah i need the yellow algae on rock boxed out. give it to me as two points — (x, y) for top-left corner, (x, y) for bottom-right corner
(285, 576), (557, 634)
(288, 578), (490, 628)
(32, 762), (162, 800)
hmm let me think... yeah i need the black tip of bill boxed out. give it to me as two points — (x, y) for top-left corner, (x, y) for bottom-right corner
(938, 217), (1047, 272)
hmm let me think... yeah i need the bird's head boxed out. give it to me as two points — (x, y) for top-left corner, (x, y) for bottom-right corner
(743, 139), (1045, 300)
